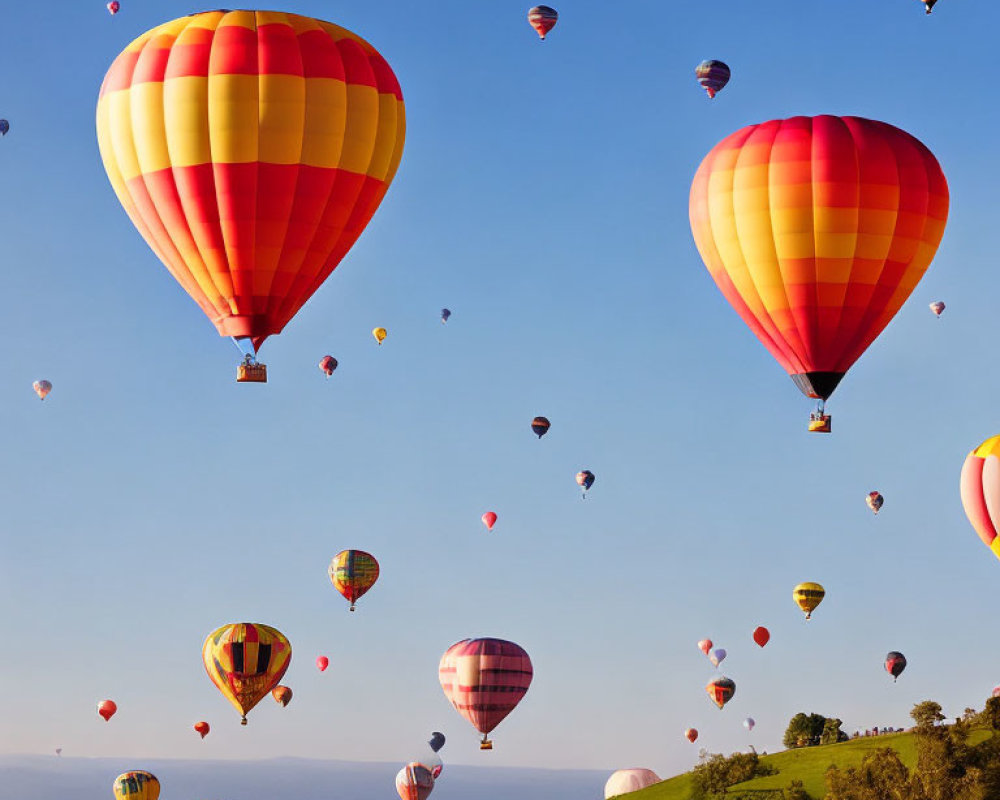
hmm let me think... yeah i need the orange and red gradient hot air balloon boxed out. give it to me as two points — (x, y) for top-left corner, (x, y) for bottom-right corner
(272, 685), (292, 707)
(689, 116), (948, 431)
(96, 11), (406, 382)
(97, 699), (117, 721)
(439, 638), (532, 749)
(194, 721), (210, 739)
(527, 6), (558, 40)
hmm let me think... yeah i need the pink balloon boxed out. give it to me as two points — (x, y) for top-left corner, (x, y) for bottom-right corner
(316, 656), (329, 672)
(481, 512), (497, 531)
(698, 639), (712, 655)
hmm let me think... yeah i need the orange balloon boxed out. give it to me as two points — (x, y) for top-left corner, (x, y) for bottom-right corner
(272, 685), (293, 707)
(194, 721), (210, 739)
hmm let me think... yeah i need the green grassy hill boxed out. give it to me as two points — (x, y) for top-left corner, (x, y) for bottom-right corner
(620, 729), (992, 799)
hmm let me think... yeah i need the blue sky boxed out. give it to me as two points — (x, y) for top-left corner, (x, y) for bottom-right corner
(2, 0), (1000, 784)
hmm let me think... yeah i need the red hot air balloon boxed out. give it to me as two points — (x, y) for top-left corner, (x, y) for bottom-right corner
(706, 677), (736, 710)
(481, 512), (497, 531)
(316, 656), (329, 672)
(439, 638), (533, 749)
(752, 626), (770, 647)
(685, 728), (698, 743)
(527, 6), (558, 40)
(319, 356), (338, 377)
(272, 685), (293, 706)
(97, 700), (117, 721)
(107, 1), (120, 14)
(698, 639), (713, 656)
(194, 721), (210, 739)
(885, 651), (907, 682)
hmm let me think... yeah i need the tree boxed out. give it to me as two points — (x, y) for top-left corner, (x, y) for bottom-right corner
(785, 779), (813, 800)
(825, 747), (919, 800)
(982, 697), (1000, 734)
(783, 712), (836, 749)
(690, 750), (776, 798)
(911, 701), (946, 730)
(821, 717), (848, 745)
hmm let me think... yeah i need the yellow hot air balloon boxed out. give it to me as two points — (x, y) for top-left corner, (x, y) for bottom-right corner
(373, 327), (388, 345)
(793, 582), (825, 620)
(113, 771), (159, 800)
(202, 622), (291, 725)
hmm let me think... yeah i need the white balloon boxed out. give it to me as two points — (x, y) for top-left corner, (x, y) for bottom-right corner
(605, 769), (660, 798)
(709, 647), (727, 668)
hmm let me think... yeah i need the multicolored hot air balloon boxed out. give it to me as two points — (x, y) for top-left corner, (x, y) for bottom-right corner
(482, 511), (497, 531)
(316, 655), (329, 672)
(33, 380), (52, 400)
(866, 491), (884, 514)
(744, 717), (756, 732)
(695, 60), (730, 99)
(885, 651), (907, 681)
(698, 639), (713, 656)
(439, 638), (533, 749)
(194, 721), (210, 739)
(929, 301), (945, 317)
(395, 762), (434, 800)
(706, 676), (736, 710)
(604, 769), (660, 799)
(272, 685), (292, 707)
(527, 6), (558, 40)
(113, 771), (159, 800)
(531, 417), (550, 438)
(97, 699), (117, 721)
(0, 119), (9, 136)
(440, 308), (451, 324)
(793, 582), (825, 619)
(107, 1), (120, 15)
(685, 728), (698, 743)
(960, 435), (1000, 561)
(689, 116), (948, 432)
(709, 648), (727, 668)
(752, 626), (770, 647)
(373, 327), (388, 345)
(96, 11), (406, 382)
(329, 549), (380, 611)
(202, 623), (291, 725)
(319, 356), (338, 377)
(576, 470), (595, 497)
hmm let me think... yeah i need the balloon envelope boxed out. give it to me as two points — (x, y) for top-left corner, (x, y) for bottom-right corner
(752, 626), (770, 647)
(604, 769), (660, 798)
(98, 700), (117, 721)
(396, 763), (434, 800)
(929, 301), (945, 316)
(960, 435), (1000, 560)
(482, 511), (497, 531)
(428, 732), (446, 753)
(272, 685), (293, 706)
(866, 492), (884, 514)
(194, 721), (210, 739)
(885, 651), (907, 681)
(698, 639), (713, 656)
(107, 2), (119, 15)
(0, 119), (8, 135)
(329, 550), (380, 610)
(576, 470), (595, 492)
(709, 648), (727, 668)
(527, 6), (558, 39)
(113, 771), (159, 800)
(793, 582), (825, 619)
(319, 356), (338, 376)
(202, 623), (291, 724)
(531, 416), (550, 438)
(744, 717), (755, 731)
(316, 655), (329, 672)
(440, 308), (451, 323)
(373, 327), (388, 345)
(685, 728), (698, 743)
(695, 60), (730, 98)
(33, 380), (52, 400)
(706, 676), (736, 709)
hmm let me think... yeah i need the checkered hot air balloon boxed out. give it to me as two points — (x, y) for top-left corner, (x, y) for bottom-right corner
(329, 549), (380, 611)
(113, 771), (159, 800)
(202, 623), (291, 725)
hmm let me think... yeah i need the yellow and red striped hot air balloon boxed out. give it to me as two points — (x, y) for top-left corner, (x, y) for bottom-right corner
(96, 10), (406, 382)
(329, 549), (380, 611)
(202, 622), (291, 725)
(689, 116), (948, 431)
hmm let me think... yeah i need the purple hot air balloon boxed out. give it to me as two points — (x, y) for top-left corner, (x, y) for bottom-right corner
(695, 60), (731, 99)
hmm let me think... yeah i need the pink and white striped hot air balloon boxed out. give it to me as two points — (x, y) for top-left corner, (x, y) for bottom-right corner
(604, 769), (660, 798)
(439, 638), (532, 749)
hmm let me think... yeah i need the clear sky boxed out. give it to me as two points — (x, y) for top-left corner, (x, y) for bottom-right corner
(2, 0), (1000, 783)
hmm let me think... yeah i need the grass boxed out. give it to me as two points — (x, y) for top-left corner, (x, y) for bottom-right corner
(619, 728), (993, 799)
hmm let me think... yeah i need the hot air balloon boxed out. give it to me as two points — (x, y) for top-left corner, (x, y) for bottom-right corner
(96, 11), (406, 383)
(55, 748), (62, 756)
(194, 721), (210, 739)
(689, 116), (948, 432)
(576, 470), (595, 497)
(531, 417), (550, 438)
(202, 623), (291, 725)
(316, 655), (329, 672)
(440, 309), (451, 324)
(695, 60), (730, 99)
(706, 676), (736, 710)
(373, 327), (388, 346)
(709, 648), (727, 668)
(33, 380), (52, 400)
(527, 6), (558, 40)
(319, 356), (338, 377)
(107, 1), (120, 15)
(0, 120), (9, 136)
(921, 0), (938, 13)
(604, 769), (660, 798)
(992, 686), (1000, 698)
(929, 301), (945, 317)
(959, 435), (1000, 561)
(866, 491), (884, 514)
(97, 700), (117, 721)
(793, 582), (825, 620)
(482, 511), (497, 531)
(113, 772), (158, 800)
(698, 639), (713, 656)
(885, 651), (907, 682)
(396, 762), (434, 800)
(685, 728), (698, 743)
(329, 549), (380, 611)
(744, 717), (756, 732)
(752, 626), (770, 648)
(272, 685), (293, 707)
(428, 732), (446, 753)
(439, 638), (533, 749)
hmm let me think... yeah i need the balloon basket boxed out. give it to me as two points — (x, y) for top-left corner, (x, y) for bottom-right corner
(237, 363), (268, 383)
(480, 739), (493, 750)
(808, 413), (831, 433)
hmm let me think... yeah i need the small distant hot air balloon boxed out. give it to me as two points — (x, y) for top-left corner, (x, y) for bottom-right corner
(709, 648), (727, 668)
(113, 771), (158, 800)
(0, 119), (9, 136)
(396, 762), (434, 800)
(55, 748), (62, 756)
(706, 676), (736, 710)
(885, 651), (907, 682)
(272, 685), (292, 707)
(439, 638), (533, 749)
(482, 511), (497, 531)
(604, 769), (660, 798)
(107, 1), (120, 15)
(202, 622), (291, 725)
(695, 60), (731, 98)
(428, 732), (446, 753)
(929, 301), (945, 317)
(752, 626), (770, 647)
(440, 309), (451, 324)
(866, 492), (884, 514)
(793, 582), (825, 620)
(685, 728), (698, 743)
(992, 686), (1000, 698)
(527, 6), (558, 40)
(921, 0), (938, 13)
(744, 717), (756, 732)
(698, 639), (713, 656)
(97, 700), (117, 721)
(373, 327), (388, 345)
(576, 470), (595, 497)
(194, 721), (210, 739)
(319, 356), (338, 377)
(531, 416), (550, 438)
(33, 380), (52, 400)
(316, 656), (329, 672)
(329, 550), (380, 611)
